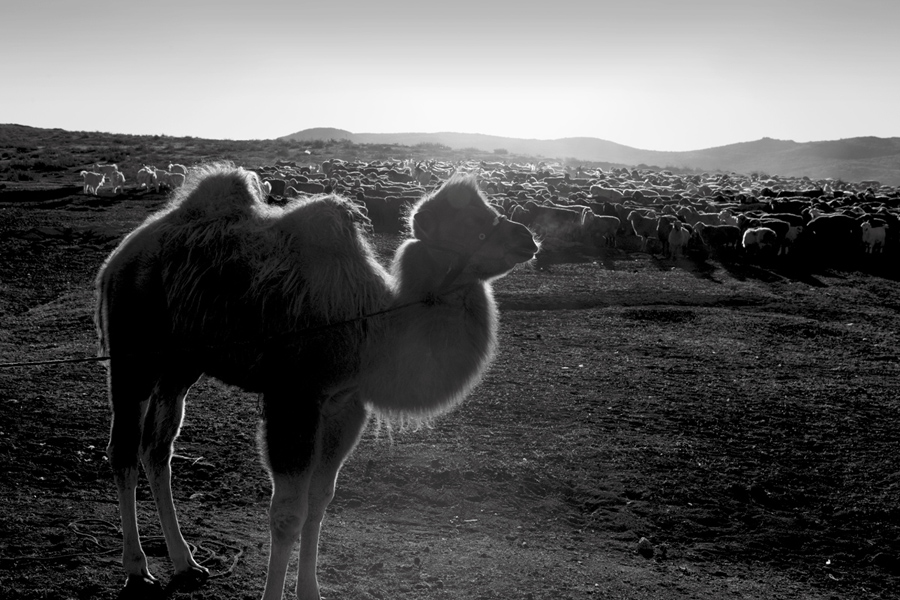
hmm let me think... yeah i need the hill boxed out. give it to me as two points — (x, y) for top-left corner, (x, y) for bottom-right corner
(280, 129), (900, 185)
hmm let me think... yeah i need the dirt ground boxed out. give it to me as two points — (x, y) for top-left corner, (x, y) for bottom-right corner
(1, 188), (899, 600)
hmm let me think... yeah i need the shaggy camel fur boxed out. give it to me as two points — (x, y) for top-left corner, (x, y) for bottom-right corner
(95, 163), (538, 600)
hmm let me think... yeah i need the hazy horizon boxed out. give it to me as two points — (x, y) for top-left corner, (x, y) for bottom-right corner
(4, 0), (898, 152)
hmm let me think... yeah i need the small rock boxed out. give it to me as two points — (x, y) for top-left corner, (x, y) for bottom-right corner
(637, 537), (654, 558)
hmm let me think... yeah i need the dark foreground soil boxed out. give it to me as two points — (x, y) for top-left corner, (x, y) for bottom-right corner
(1, 189), (899, 600)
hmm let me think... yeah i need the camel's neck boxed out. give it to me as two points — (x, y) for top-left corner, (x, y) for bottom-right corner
(390, 239), (481, 301)
(358, 239), (498, 417)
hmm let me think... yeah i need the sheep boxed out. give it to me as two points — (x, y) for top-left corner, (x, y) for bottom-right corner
(806, 213), (862, 257)
(136, 166), (157, 190)
(656, 215), (679, 257)
(783, 225), (804, 255)
(108, 170), (126, 194)
(697, 223), (743, 255)
(152, 170), (185, 192)
(168, 163), (188, 175)
(264, 178), (287, 197)
(719, 209), (739, 226)
(667, 220), (690, 259)
(153, 169), (170, 192)
(764, 212), (805, 227)
(167, 172), (186, 189)
(414, 162), (434, 187)
(742, 226), (778, 257)
(677, 205), (721, 226)
(581, 212), (620, 248)
(384, 168), (416, 184)
(80, 170), (106, 195)
(627, 210), (658, 252)
(510, 201), (590, 252)
(753, 218), (791, 255)
(861, 221), (887, 254)
(94, 163), (118, 178)
(589, 185), (624, 201)
(510, 201), (578, 228)
(289, 181), (327, 196)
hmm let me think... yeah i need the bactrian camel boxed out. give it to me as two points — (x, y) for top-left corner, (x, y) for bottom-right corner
(95, 163), (538, 600)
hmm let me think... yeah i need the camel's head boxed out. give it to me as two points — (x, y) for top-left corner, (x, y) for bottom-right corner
(411, 174), (539, 281)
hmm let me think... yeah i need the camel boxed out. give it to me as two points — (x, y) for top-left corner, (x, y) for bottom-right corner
(95, 163), (538, 600)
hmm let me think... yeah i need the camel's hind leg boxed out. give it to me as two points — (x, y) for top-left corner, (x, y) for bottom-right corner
(139, 373), (209, 583)
(107, 361), (206, 591)
(295, 393), (368, 600)
(106, 361), (160, 589)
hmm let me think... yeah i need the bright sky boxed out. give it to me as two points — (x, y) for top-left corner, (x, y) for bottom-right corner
(3, 0), (898, 151)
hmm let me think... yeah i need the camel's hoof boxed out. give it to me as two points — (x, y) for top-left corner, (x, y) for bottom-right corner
(168, 565), (211, 591)
(119, 574), (163, 599)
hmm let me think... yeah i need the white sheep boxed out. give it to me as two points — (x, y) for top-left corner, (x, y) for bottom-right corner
(154, 169), (171, 192)
(168, 163), (188, 175)
(108, 170), (126, 194)
(136, 166), (157, 190)
(861, 221), (887, 254)
(167, 172), (186, 188)
(94, 163), (118, 178)
(80, 170), (106, 195)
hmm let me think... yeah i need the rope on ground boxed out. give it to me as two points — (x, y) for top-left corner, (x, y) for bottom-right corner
(0, 518), (242, 578)
(197, 539), (245, 579)
(0, 355), (109, 369)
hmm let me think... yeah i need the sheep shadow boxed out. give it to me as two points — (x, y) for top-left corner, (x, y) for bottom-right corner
(646, 251), (720, 283)
(716, 256), (827, 287)
(772, 248), (900, 284)
(528, 244), (895, 287)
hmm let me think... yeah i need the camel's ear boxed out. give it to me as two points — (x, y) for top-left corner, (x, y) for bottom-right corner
(413, 207), (437, 241)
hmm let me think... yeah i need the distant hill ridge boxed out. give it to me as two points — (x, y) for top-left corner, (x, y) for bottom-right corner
(281, 129), (900, 186)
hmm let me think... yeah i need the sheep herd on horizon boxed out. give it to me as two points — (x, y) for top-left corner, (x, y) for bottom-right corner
(81, 157), (898, 268)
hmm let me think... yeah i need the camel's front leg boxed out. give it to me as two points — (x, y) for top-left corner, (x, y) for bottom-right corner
(296, 394), (368, 600)
(262, 471), (312, 600)
(259, 390), (320, 600)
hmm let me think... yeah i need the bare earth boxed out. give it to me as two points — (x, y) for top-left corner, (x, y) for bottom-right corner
(1, 189), (898, 600)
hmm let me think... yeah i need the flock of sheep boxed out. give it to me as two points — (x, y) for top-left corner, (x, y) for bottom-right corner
(79, 157), (898, 266)
(79, 163), (188, 195)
